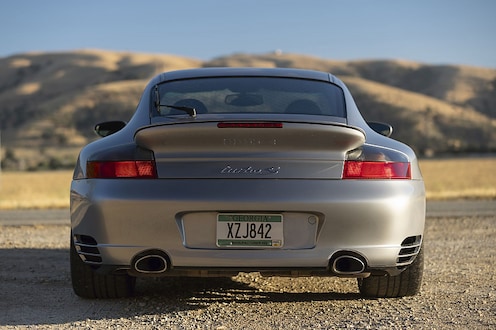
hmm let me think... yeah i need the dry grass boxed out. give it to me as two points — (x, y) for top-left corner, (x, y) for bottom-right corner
(420, 157), (496, 200)
(342, 75), (489, 123)
(0, 170), (72, 209)
(0, 158), (494, 209)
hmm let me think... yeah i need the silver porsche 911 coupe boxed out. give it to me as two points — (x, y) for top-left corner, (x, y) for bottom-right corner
(70, 68), (425, 299)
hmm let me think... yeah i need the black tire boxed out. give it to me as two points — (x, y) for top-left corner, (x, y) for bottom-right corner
(70, 233), (136, 298)
(358, 248), (424, 298)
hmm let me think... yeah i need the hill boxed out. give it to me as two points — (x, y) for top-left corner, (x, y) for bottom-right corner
(0, 50), (495, 170)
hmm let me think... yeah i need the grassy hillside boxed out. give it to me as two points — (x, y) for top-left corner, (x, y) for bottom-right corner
(1, 50), (495, 170)
(0, 49), (201, 147)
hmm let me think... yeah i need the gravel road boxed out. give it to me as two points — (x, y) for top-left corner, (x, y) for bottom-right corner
(1, 213), (495, 329)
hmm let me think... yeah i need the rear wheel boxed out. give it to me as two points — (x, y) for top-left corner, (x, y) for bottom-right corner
(358, 248), (424, 298)
(70, 233), (136, 298)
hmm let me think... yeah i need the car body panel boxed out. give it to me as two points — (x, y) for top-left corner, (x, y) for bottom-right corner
(71, 178), (424, 267)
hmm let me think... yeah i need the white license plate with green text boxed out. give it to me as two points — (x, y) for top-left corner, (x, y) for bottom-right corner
(216, 214), (283, 248)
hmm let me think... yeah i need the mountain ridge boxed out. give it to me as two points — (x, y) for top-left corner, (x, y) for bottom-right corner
(1, 49), (495, 169)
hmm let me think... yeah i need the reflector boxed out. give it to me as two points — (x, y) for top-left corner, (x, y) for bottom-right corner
(87, 161), (157, 178)
(343, 161), (411, 179)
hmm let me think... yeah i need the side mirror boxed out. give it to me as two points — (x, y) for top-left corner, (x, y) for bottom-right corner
(367, 121), (393, 137)
(94, 121), (126, 137)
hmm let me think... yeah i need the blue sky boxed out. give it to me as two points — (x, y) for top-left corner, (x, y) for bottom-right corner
(1, 0), (495, 68)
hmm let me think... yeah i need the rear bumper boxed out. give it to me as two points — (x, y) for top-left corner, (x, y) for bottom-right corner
(71, 178), (425, 275)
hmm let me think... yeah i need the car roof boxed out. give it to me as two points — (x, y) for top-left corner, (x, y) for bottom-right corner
(151, 67), (335, 84)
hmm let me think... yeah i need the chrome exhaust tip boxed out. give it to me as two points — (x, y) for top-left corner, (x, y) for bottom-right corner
(133, 252), (168, 274)
(332, 255), (366, 275)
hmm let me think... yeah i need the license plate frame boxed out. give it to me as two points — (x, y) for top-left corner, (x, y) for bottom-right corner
(216, 213), (283, 248)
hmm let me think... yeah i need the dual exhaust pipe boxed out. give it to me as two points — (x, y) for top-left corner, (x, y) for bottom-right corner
(130, 250), (367, 276)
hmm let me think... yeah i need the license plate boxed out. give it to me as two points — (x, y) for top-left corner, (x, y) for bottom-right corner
(216, 214), (283, 248)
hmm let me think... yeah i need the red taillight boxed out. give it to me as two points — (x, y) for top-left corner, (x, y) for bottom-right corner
(217, 122), (283, 128)
(343, 161), (411, 179)
(86, 161), (157, 179)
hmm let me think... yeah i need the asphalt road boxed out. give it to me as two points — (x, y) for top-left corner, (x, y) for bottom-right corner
(0, 200), (494, 225)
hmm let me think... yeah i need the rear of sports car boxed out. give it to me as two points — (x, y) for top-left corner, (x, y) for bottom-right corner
(70, 68), (425, 299)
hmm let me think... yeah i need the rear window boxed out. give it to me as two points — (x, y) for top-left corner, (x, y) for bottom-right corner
(153, 77), (346, 117)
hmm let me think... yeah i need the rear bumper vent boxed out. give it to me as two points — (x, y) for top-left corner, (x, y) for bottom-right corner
(397, 235), (422, 267)
(74, 235), (102, 264)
